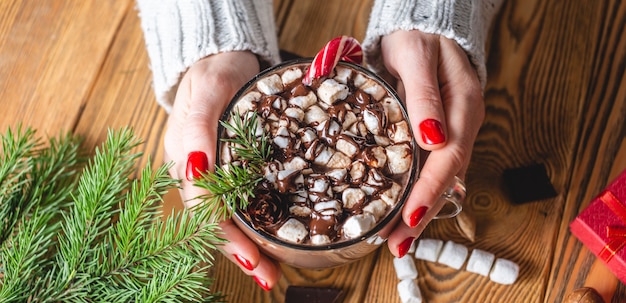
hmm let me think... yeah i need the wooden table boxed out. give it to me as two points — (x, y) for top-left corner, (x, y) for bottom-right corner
(2, 0), (625, 302)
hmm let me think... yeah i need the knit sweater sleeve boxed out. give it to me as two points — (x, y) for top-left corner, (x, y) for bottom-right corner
(362, 0), (504, 88)
(136, 0), (281, 112)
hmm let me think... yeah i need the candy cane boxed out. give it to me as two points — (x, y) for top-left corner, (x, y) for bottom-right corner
(302, 36), (363, 86)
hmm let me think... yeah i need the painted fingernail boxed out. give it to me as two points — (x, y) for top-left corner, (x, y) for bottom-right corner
(398, 237), (415, 258)
(186, 151), (208, 181)
(234, 254), (254, 271)
(253, 276), (271, 291)
(409, 206), (428, 228)
(419, 119), (445, 145)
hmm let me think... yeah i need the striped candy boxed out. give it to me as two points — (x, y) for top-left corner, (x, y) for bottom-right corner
(302, 36), (363, 86)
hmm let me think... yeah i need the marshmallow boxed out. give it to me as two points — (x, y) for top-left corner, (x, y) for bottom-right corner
(308, 176), (330, 193)
(342, 188), (366, 209)
(283, 156), (308, 171)
(382, 97), (404, 123)
(289, 91), (317, 110)
(273, 126), (292, 149)
(363, 108), (384, 135)
(333, 66), (352, 84)
(310, 145), (333, 165)
(393, 255), (418, 280)
(397, 279), (423, 303)
(374, 135), (391, 147)
(362, 199), (388, 221)
(336, 136), (359, 158)
(414, 238), (444, 262)
(489, 258), (519, 285)
(363, 146), (387, 169)
(360, 81), (386, 101)
(276, 218), (308, 244)
(466, 249), (496, 277)
(304, 105), (330, 125)
(437, 241), (469, 270)
(317, 79), (349, 105)
(297, 127), (317, 147)
(281, 67), (303, 85)
(310, 234), (331, 246)
(380, 182), (402, 206)
(313, 200), (342, 216)
(256, 74), (284, 95)
(234, 91), (261, 115)
(342, 111), (358, 130)
(342, 213), (376, 239)
(326, 168), (347, 184)
(326, 150), (352, 169)
(386, 144), (413, 175)
(284, 107), (305, 122)
(389, 121), (412, 143)
(349, 161), (366, 184)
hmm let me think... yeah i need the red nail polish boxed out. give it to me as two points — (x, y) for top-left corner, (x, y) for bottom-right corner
(234, 254), (254, 271)
(398, 237), (415, 258)
(253, 276), (271, 291)
(409, 206), (428, 228)
(186, 151), (208, 181)
(419, 119), (445, 145)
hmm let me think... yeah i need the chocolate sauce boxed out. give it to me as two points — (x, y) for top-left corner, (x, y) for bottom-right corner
(224, 62), (413, 245)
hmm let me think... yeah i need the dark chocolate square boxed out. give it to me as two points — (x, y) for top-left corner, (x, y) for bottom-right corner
(285, 286), (344, 303)
(503, 163), (558, 204)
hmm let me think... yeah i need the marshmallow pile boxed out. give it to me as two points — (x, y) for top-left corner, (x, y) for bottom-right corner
(221, 62), (414, 245)
(394, 239), (520, 303)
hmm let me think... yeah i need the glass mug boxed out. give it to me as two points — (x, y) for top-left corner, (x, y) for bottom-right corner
(216, 59), (465, 268)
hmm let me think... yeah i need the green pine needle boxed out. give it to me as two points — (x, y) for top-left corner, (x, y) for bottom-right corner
(0, 126), (227, 303)
(193, 111), (272, 221)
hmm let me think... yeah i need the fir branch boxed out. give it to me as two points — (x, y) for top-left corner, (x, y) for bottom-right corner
(0, 209), (58, 302)
(193, 111), (272, 221)
(106, 160), (177, 270)
(0, 130), (82, 302)
(49, 127), (141, 302)
(0, 127), (227, 303)
(220, 111), (272, 162)
(134, 258), (213, 303)
(0, 126), (38, 244)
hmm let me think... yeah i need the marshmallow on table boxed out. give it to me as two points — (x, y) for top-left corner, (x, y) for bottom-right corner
(437, 241), (469, 270)
(414, 238), (444, 262)
(489, 258), (519, 285)
(393, 255), (418, 280)
(397, 279), (423, 303)
(466, 249), (496, 277)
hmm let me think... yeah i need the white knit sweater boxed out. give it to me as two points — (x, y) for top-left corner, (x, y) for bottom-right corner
(136, 0), (503, 112)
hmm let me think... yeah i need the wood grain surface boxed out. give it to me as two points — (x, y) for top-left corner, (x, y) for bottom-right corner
(1, 0), (624, 302)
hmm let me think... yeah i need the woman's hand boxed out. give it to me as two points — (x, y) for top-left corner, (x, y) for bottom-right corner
(164, 51), (280, 291)
(380, 30), (485, 257)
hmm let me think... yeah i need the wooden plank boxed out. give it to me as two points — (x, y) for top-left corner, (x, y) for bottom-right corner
(277, 0), (373, 57)
(71, 5), (167, 170)
(0, 0), (132, 134)
(545, 0), (626, 301)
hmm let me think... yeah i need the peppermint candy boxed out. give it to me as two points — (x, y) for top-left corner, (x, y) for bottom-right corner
(302, 36), (363, 86)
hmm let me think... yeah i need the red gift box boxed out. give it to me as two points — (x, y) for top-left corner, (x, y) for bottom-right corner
(570, 168), (626, 284)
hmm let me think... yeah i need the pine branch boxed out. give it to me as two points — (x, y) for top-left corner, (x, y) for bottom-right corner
(134, 258), (213, 303)
(0, 126), (38, 244)
(48, 128), (141, 302)
(0, 127), (227, 303)
(193, 111), (272, 221)
(0, 209), (58, 302)
(0, 130), (82, 302)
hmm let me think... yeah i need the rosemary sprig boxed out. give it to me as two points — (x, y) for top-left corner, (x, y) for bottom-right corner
(193, 110), (273, 221)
